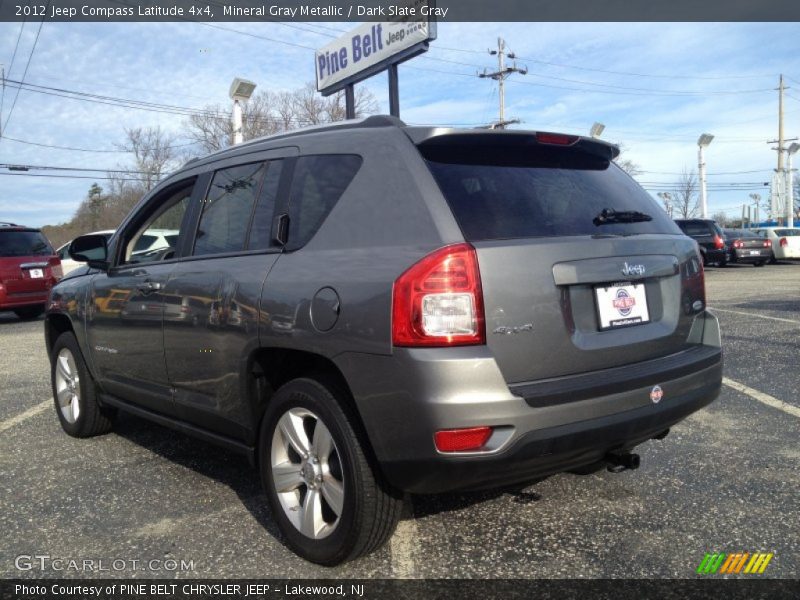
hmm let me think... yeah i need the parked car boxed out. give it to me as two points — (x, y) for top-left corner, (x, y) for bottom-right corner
(0, 222), (62, 320)
(751, 226), (800, 261)
(44, 116), (722, 565)
(722, 228), (772, 267)
(57, 230), (115, 276)
(674, 218), (729, 266)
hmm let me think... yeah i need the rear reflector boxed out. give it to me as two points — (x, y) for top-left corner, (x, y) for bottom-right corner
(535, 132), (579, 146)
(434, 427), (493, 452)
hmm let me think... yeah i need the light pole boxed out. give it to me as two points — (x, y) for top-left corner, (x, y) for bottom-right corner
(788, 142), (799, 227)
(697, 134), (714, 219)
(229, 78), (257, 146)
(590, 122), (605, 139)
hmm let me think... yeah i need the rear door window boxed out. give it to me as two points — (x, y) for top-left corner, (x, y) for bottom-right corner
(425, 156), (680, 241)
(285, 155), (362, 251)
(0, 231), (53, 256)
(194, 163), (267, 256)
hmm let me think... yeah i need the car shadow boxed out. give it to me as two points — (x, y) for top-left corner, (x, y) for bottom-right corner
(109, 411), (546, 539)
(110, 412), (287, 546)
(0, 311), (44, 324)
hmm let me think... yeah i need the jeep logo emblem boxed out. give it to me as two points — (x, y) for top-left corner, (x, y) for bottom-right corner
(622, 262), (646, 277)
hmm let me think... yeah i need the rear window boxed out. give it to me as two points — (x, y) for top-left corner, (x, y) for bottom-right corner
(426, 158), (680, 241)
(677, 221), (716, 236)
(775, 228), (800, 236)
(724, 229), (751, 237)
(0, 231), (54, 257)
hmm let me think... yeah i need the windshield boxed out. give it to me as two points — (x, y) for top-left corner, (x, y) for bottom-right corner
(0, 231), (54, 257)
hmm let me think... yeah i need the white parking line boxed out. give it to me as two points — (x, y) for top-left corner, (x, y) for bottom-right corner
(709, 307), (800, 325)
(723, 377), (800, 418)
(0, 399), (51, 433)
(390, 518), (418, 578)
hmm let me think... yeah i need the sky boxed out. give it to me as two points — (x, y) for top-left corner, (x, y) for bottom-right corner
(1, 20), (799, 228)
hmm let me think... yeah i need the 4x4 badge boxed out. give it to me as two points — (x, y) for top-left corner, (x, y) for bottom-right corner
(622, 262), (646, 277)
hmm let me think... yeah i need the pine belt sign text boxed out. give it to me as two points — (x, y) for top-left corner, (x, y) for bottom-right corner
(315, 6), (435, 94)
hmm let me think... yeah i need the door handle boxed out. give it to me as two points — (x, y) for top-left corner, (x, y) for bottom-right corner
(137, 280), (163, 294)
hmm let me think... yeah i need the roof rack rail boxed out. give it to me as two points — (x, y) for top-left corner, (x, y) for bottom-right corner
(212, 115), (407, 157)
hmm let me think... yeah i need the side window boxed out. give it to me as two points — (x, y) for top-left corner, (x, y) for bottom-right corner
(122, 180), (195, 265)
(247, 160), (284, 250)
(286, 155), (362, 251)
(194, 163), (267, 256)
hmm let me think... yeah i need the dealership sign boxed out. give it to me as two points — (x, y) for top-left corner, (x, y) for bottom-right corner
(315, 4), (436, 95)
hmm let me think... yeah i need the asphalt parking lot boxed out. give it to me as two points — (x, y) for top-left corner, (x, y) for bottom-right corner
(1, 262), (798, 579)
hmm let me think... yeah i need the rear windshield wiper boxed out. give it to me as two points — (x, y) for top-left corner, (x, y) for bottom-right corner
(593, 208), (652, 226)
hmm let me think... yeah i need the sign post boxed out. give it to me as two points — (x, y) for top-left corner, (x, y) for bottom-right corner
(315, 2), (437, 118)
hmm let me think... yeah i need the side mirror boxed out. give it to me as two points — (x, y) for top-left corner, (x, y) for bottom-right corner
(68, 234), (109, 270)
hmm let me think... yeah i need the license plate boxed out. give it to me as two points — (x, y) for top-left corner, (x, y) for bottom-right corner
(749, 250), (760, 256)
(28, 269), (44, 278)
(595, 282), (650, 330)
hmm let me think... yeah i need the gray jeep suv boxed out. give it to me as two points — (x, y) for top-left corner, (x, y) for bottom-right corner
(45, 116), (722, 565)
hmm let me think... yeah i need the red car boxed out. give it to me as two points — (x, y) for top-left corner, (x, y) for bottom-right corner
(0, 222), (62, 320)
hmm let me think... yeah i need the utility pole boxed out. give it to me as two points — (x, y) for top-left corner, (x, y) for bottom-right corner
(767, 75), (797, 224)
(479, 38), (527, 129)
(749, 193), (761, 228)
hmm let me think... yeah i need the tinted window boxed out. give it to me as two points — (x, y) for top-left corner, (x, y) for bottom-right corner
(248, 160), (284, 250)
(286, 155), (362, 250)
(775, 228), (800, 236)
(132, 234), (158, 253)
(427, 160), (680, 241)
(194, 163), (267, 256)
(0, 231), (53, 257)
(677, 221), (712, 236)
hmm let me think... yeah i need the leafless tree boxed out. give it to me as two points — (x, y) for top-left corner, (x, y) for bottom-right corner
(673, 168), (699, 219)
(116, 126), (181, 191)
(183, 83), (379, 154)
(613, 144), (642, 177)
(711, 211), (730, 227)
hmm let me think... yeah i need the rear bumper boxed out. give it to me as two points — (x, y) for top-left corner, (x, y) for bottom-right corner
(337, 311), (722, 494)
(732, 249), (769, 263)
(0, 287), (49, 310)
(382, 372), (720, 493)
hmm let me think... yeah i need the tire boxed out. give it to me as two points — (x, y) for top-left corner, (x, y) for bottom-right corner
(259, 378), (402, 565)
(14, 304), (45, 320)
(754, 261), (765, 267)
(769, 254), (777, 265)
(51, 332), (115, 437)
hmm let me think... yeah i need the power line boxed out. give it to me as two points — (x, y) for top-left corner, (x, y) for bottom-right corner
(3, 4), (47, 136)
(431, 45), (777, 81)
(0, 162), (152, 174)
(0, 134), (195, 153)
(1, 17), (26, 128)
(0, 172), (147, 181)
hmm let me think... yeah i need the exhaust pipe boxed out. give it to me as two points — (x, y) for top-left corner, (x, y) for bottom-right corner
(605, 452), (640, 473)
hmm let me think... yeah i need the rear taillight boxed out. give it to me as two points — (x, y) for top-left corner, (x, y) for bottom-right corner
(763, 240), (772, 248)
(392, 243), (485, 347)
(713, 235), (725, 249)
(780, 237), (788, 248)
(434, 426), (493, 452)
(732, 240), (743, 249)
(48, 256), (63, 279)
